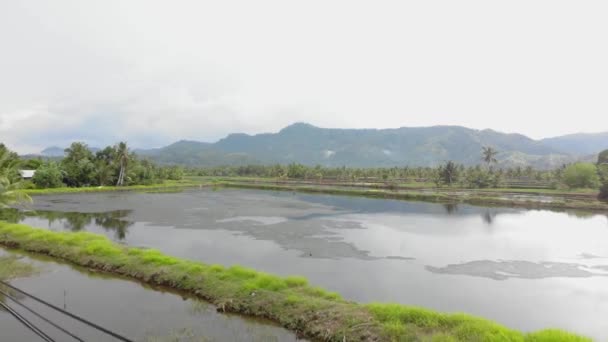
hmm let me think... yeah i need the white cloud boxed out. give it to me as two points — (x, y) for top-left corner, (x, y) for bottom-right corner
(1, 0), (607, 153)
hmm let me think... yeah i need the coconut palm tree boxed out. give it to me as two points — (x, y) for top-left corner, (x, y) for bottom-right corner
(115, 142), (130, 186)
(481, 146), (498, 168)
(0, 148), (31, 208)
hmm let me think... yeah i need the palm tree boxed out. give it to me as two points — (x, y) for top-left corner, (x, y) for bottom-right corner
(0, 148), (31, 208)
(482, 146), (498, 168)
(115, 142), (129, 186)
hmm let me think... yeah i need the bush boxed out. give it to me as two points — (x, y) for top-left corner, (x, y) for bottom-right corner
(32, 162), (64, 188)
(463, 168), (502, 188)
(598, 166), (608, 200)
(434, 161), (460, 187)
(598, 149), (608, 164)
(562, 163), (600, 189)
(598, 150), (608, 200)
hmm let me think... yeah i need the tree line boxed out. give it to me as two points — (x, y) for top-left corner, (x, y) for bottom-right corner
(188, 147), (608, 197)
(2, 142), (607, 200)
(1, 142), (184, 189)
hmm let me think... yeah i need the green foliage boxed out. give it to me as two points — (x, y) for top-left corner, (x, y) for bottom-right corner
(287, 163), (307, 178)
(597, 149), (608, 165)
(0, 143), (21, 182)
(285, 275), (308, 287)
(115, 141), (130, 186)
(562, 163), (600, 189)
(526, 330), (591, 342)
(463, 167), (502, 188)
(21, 158), (43, 170)
(0, 145), (32, 207)
(32, 162), (64, 188)
(598, 150), (608, 200)
(367, 303), (591, 342)
(482, 146), (499, 166)
(435, 161), (461, 186)
(11, 141), (186, 189)
(598, 166), (608, 200)
(166, 165), (184, 181)
(62, 142), (96, 187)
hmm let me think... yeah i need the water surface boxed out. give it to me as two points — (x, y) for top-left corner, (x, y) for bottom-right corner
(4, 188), (608, 340)
(0, 248), (301, 342)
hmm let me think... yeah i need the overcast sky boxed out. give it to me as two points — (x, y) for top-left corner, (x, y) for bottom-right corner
(1, 1), (607, 153)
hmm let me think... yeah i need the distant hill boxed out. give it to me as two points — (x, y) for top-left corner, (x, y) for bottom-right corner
(37, 124), (607, 168)
(540, 132), (608, 155)
(35, 146), (98, 158)
(40, 146), (65, 157)
(134, 140), (257, 166)
(133, 123), (602, 168)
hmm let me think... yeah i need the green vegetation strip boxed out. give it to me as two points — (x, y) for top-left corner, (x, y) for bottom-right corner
(23, 181), (201, 196)
(0, 222), (590, 341)
(218, 181), (608, 211)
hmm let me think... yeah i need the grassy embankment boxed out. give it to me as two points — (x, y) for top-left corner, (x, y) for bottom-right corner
(20, 176), (604, 211)
(212, 180), (608, 211)
(0, 221), (590, 342)
(189, 175), (605, 211)
(23, 180), (202, 196)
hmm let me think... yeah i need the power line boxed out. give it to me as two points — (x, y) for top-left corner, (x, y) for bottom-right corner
(0, 280), (134, 342)
(0, 288), (85, 342)
(0, 300), (57, 342)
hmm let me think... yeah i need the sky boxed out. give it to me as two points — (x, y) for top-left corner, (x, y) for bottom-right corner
(1, 0), (607, 153)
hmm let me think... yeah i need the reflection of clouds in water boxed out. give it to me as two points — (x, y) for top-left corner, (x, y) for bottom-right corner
(579, 253), (608, 259)
(427, 260), (608, 280)
(216, 216), (288, 225)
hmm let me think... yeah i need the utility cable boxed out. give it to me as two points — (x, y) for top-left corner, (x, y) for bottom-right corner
(0, 288), (85, 342)
(0, 280), (133, 342)
(0, 300), (57, 342)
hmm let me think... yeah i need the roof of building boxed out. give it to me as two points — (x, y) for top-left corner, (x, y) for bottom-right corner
(19, 170), (36, 178)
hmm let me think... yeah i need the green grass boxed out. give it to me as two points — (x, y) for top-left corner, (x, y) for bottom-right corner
(23, 180), (202, 196)
(0, 222), (591, 341)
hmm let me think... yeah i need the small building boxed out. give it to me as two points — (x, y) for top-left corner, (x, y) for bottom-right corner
(19, 170), (36, 179)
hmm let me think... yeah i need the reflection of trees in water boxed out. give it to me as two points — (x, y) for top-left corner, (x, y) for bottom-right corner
(482, 211), (496, 225)
(0, 286), (27, 309)
(0, 208), (133, 240)
(0, 256), (31, 307)
(443, 203), (458, 214)
(0, 208), (26, 222)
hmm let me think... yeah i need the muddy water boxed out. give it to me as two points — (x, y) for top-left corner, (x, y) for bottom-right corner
(0, 248), (301, 342)
(3, 188), (608, 340)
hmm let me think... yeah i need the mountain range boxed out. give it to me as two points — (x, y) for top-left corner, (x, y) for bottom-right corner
(38, 123), (608, 168)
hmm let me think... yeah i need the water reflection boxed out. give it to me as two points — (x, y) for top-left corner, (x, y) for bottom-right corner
(3, 190), (608, 339)
(426, 260), (608, 280)
(482, 210), (496, 225)
(443, 203), (458, 214)
(0, 249), (302, 342)
(0, 208), (133, 240)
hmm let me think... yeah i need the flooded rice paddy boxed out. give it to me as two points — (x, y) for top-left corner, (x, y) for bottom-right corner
(0, 249), (301, 342)
(2, 188), (608, 340)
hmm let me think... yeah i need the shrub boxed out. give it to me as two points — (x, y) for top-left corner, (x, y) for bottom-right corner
(598, 150), (608, 200)
(463, 168), (502, 188)
(562, 163), (600, 189)
(32, 162), (64, 188)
